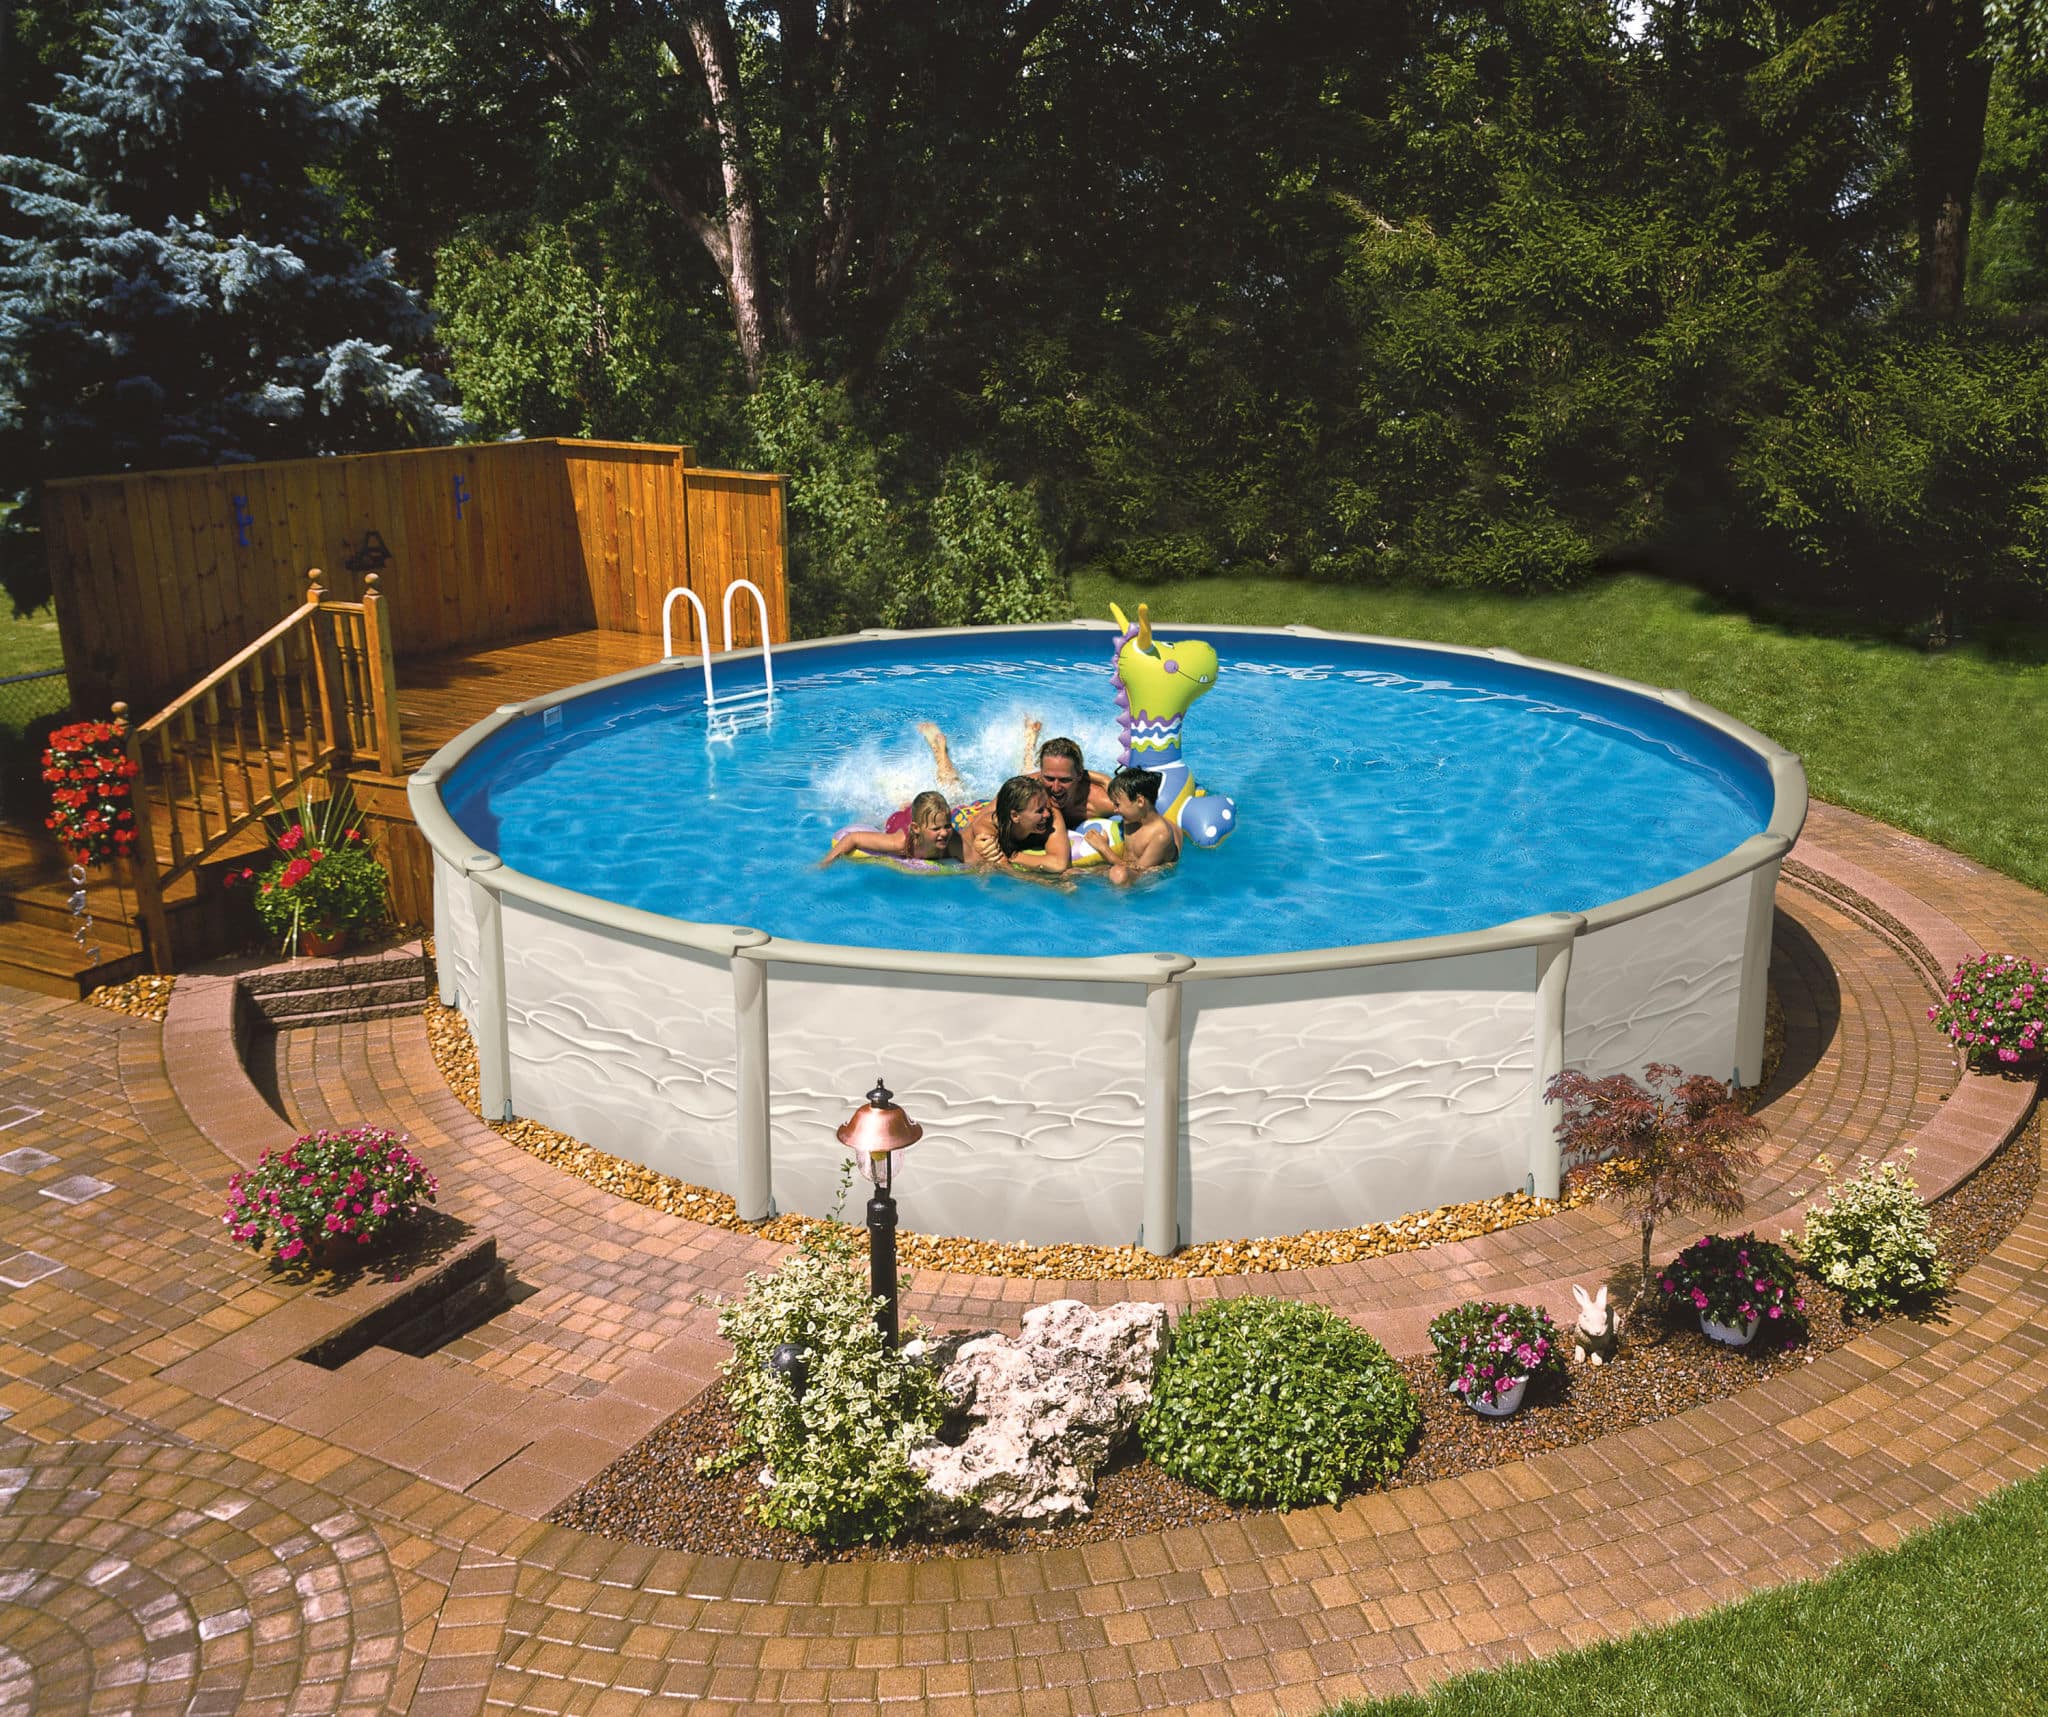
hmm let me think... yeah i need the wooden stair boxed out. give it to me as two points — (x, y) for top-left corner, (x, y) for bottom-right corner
(0, 820), (268, 999)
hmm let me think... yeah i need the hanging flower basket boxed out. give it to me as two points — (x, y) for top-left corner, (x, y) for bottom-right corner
(42, 718), (141, 867)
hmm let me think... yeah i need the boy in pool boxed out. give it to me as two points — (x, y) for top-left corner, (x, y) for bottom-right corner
(823, 790), (963, 866)
(1081, 766), (1179, 885)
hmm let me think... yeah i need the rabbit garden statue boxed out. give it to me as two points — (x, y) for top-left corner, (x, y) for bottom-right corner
(1571, 1284), (1623, 1365)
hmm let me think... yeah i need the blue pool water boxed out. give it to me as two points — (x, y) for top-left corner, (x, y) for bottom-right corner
(442, 630), (1774, 959)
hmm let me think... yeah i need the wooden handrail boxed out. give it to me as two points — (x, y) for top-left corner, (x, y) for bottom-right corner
(137, 591), (322, 738)
(122, 566), (405, 971)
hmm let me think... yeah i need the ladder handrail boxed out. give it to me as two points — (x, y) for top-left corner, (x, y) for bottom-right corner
(661, 581), (777, 740)
(721, 579), (775, 702)
(661, 587), (717, 714)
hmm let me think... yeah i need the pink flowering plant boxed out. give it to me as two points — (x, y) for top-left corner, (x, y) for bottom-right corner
(1929, 952), (2044, 1071)
(1426, 1300), (1567, 1409)
(1659, 1233), (1804, 1334)
(222, 1126), (436, 1266)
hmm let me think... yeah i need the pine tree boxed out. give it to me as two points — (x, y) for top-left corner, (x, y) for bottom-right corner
(0, 0), (460, 607)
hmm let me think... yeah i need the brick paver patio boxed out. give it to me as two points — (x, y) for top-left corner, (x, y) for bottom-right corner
(0, 801), (2040, 1714)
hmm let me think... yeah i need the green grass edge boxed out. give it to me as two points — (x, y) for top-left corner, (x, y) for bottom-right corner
(1324, 1461), (2048, 1716)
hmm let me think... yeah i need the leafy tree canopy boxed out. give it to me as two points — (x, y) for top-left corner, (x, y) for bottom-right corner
(0, 0), (460, 607)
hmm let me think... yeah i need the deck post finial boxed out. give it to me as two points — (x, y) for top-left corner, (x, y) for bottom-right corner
(307, 567), (325, 603)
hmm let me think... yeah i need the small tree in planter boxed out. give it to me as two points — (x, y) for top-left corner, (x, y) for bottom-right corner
(1546, 1063), (1767, 1321)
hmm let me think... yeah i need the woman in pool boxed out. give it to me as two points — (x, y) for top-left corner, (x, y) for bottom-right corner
(961, 774), (1072, 875)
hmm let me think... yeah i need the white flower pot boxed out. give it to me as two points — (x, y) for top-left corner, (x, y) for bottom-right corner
(1700, 1311), (1761, 1347)
(1469, 1375), (1529, 1417)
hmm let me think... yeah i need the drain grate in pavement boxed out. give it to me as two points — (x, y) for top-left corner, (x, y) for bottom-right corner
(0, 1148), (57, 1174)
(0, 1252), (64, 1286)
(38, 1175), (111, 1205)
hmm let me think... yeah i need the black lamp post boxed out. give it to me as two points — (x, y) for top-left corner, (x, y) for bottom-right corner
(835, 1077), (922, 1346)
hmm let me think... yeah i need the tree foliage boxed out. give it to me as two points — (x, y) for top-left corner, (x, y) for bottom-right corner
(9, 0), (2048, 631)
(1548, 1061), (1767, 1314)
(0, 0), (459, 609)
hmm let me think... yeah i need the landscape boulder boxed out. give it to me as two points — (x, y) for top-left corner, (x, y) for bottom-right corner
(906, 1298), (1168, 1526)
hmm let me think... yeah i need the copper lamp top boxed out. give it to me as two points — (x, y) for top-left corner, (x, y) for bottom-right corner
(836, 1079), (923, 1156)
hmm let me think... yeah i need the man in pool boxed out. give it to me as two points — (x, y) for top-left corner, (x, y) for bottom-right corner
(914, 722), (1114, 828)
(960, 774), (1071, 875)
(1080, 765), (1179, 885)
(822, 790), (962, 866)
(1034, 734), (1117, 826)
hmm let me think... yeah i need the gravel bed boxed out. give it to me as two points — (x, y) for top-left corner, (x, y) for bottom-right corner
(551, 1097), (2037, 1563)
(425, 995), (1603, 1278)
(86, 974), (176, 1020)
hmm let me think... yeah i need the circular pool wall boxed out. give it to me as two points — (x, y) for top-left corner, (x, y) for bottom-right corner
(412, 621), (1806, 1251)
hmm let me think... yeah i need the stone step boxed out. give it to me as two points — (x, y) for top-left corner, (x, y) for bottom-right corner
(255, 997), (427, 1032)
(239, 944), (428, 995)
(249, 976), (429, 1022)
(300, 1231), (503, 1371)
(378, 1259), (513, 1359)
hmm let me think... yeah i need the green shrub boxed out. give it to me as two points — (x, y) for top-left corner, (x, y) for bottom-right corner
(744, 362), (907, 637)
(1798, 1155), (1950, 1317)
(1734, 326), (2048, 621)
(886, 456), (1064, 629)
(704, 1233), (946, 1547)
(1139, 1297), (1418, 1509)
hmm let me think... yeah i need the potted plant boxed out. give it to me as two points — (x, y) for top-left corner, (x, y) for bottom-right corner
(1929, 953), (2044, 1072)
(42, 716), (141, 866)
(1659, 1233), (1804, 1346)
(222, 1125), (437, 1269)
(230, 798), (388, 957)
(1426, 1300), (1567, 1417)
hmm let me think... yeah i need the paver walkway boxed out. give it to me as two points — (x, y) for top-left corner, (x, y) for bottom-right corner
(0, 801), (2040, 1715)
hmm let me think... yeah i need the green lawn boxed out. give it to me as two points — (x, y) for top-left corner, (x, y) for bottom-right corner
(0, 605), (71, 812)
(1070, 571), (2048, 896)
(0, 602), (64, 679)
(1327, 1461), (2048, 1716)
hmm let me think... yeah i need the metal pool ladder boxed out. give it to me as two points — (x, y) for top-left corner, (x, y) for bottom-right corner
(662, 580), (777, 742)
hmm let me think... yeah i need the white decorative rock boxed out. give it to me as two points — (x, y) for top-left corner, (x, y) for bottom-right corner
(906, 1299), (1168, 1526)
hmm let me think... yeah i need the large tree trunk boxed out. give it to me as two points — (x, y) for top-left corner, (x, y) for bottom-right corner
(683, 9), (775, 381)
(1910, 0), (1994, 316)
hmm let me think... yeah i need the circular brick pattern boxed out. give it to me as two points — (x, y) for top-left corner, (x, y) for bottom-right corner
(0, 1441), (403, 1717)
(3, 800), (2040, 1714)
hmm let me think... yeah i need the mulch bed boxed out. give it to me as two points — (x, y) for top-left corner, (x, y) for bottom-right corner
(551, 1094), (2039, 1563)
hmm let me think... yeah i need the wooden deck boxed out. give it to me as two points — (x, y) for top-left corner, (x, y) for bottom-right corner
(391, 629), (667, 768)
(0, 631), (670, 994)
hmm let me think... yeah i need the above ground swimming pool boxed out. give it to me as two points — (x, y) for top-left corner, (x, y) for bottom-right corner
(413, 620), (1805, 1251)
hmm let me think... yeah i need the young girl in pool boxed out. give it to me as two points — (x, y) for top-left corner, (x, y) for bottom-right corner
(822, 790), (964, 866)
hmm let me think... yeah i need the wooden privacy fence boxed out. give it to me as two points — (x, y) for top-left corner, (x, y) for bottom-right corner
(123, 570), (402, 969)
(44, 438), (789, 711)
